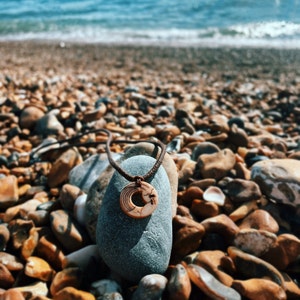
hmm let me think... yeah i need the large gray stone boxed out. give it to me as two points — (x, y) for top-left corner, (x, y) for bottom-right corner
(96, 155), (172, 283)
(85, 142), (178, 242)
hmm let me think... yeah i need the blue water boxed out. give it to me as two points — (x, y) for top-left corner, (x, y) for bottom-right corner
(1, 0), (300, 47)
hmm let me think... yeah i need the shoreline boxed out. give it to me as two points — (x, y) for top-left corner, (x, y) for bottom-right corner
(1, 40), (300, 78)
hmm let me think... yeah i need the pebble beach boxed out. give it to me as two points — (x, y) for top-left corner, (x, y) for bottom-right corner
(1, 41), (300, 299)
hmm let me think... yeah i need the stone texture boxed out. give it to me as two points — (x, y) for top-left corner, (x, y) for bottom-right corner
(47, 148), (82, 188)
(196, 148), (236, 180)
(0, 175), (19, 209)
(190, 199), (220, 219)
(167, 264), (191, 300)
(13, 281), (48, 298)
(50, 210), (90, 253)
(0, 288), (25, 300)
(96, 155), (173, 282)
(187, 264), (241, 300)
(251, 158), (300, 210)
(131, 274), (168, 300)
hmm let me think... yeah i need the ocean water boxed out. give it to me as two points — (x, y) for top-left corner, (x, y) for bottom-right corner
(1, 0), (300, 47)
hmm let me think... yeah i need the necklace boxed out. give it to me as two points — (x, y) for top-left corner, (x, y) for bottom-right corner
(104, 129), (166, 219)
(29, 127), (166, 218)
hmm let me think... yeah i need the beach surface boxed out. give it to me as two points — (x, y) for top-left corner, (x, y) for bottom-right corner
(1, 41), (300, 299)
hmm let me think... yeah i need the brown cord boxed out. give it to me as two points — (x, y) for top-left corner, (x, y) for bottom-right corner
(29, 128), (166, 184)
(103, 129), (166, 184)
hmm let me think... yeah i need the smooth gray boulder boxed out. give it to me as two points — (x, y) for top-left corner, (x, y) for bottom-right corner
(96, 155), (172, 283)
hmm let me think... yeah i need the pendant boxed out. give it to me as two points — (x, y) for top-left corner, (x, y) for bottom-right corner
(120, 181), (158, 219)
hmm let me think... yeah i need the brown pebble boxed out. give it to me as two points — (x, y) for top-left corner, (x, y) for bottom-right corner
(0, 224), (10, 251)
(187, 264), (241, 300)
(21, 227), (39, 260)
(178, 186), (203, 207)
(59, 184), (81, 211)
(228, 246), (285, 288)
(232, 278), (286, 300)
(193, 250), (234, 286)
(261, 233), (300, 270)
(47, 148), (82, 188)
(53, 286), (96, 300)
(8, 219), (35, 252)
(0, 252), (24, 271)
(0, 288), (25, 300)
(239, 209), (279, 233)
(191, 199), (220, 219)
(36, 235), (65, 270)
(0, 175), (19, 209)
(50, 267), (82, 296)
(25, 256), (55, 282)
(172, 215), (205, 262)
(19, 106), (45, 129)
(229, 200), (258, 222)
(167, 264), (191, 300)
(0, 263), (15, 289)
(201, 214), (240, 244)
(13, 281), (48, 298)
(196, 148), (236, 180)
(233, 228), (277, 257)
(50, 209), (90, 253)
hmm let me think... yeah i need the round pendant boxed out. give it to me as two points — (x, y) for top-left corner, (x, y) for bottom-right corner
(120, 181), (158, 219)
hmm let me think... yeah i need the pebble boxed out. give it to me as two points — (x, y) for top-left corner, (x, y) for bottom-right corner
(25, 256), (55, 281)
(167, 264), (191, 300)
(251, 158), (300, 211)
(0, 252), (24, 271)
(0, 224), (10, 251)
(19, 106), (45, 129)
(0, 263), (15, 289)
(233, 228), (277, 257)
(192, 250), (234, 286)
(90, 279), (122, 299)
(187, 264), (241, 300)
(13, 281), (49, 298)
(59, 184), (82, 211)
(0, 288), (25, 300)
(223, 178), (262, 203)
(131, 274), (168, 300)
(35, 113), (64, 136)
(238, 209), (279, 233)
(228, 246), (285, 288)
(0, 175), (19, 209)
(50, 267), (82, 296)
(172, 215), (205, 262)
(50, 209), (90, 253)
(203, 186), (226, 206)
(47, 148), (82, 188)
(195, 149), (236, 180)
(96, 155), (172, 282)
(232, 278), (286, 300)
(53, 286), (96, 300)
